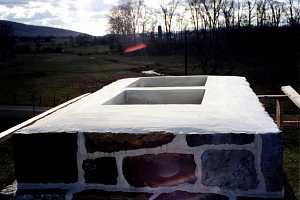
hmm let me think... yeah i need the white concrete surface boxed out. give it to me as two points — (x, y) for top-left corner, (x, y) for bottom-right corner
(103, 89), (205, 104)
(16, 76), (280, 134)
(129, 76), (207, 87)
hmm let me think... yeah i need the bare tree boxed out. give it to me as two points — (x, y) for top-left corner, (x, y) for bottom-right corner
(200, 0), (223, 29)
(287, 0), (295, 23)
(286, 0), (300, 25)
(131, 0), (144, 38)
(108, 0), (144, 39)
(221, 0), (235, 28)
(235, 0), (243, 27)
(148, 9), (160, 33)
(256, 0), (268, 26)
(108, 3), (133, 36)
(160, 0), (179, 39)
(139, 5), (151, 34)
(294, 0), (300, 25)
(245, 0), (256, 26)
(295, 0), (300, 24)
(175, 13), (189, 32)
(268, 0), (284, 26)
(187, 0), (202, 31)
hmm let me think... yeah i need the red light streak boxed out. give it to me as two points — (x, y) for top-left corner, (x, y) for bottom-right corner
(124, 43), (147, 53)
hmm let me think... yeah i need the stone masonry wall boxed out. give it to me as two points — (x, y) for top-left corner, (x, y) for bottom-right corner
(12, 132), (283, 200)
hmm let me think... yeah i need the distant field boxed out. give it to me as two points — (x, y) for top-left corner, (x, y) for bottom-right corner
(0, 51), (194, 106)
(0, 45), (299, 107)
(0, 50), (142, 106)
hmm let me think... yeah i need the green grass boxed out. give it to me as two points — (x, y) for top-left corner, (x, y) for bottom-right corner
(0, 52), (144, 106)
(0, 139), (14, 190)
(0, 51), (206, 106)
(0, 44), (299, 107)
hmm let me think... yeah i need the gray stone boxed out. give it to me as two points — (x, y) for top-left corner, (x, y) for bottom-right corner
(261, 133), (283, 192)
(15, 189), (66, 200)
(72, 190), (152, 200)
(154, 190), (229, 200)
(83, 157), (118, 184)
(0, 194), (13, 200)
(237, 197), (283, 200)
(123, 153), (197, 187)
(186, 133), (255, 146)
(201, 150), (258, 190)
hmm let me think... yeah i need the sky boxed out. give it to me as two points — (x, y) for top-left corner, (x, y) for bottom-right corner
(0, 0), (162, 36)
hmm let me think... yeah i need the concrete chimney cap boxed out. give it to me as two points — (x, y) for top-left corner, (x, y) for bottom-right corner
(16, 76), (279, 135)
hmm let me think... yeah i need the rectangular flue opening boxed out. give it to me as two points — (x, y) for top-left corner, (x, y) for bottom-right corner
(103, 89), (205, 105)
(128, 76), (207, 87)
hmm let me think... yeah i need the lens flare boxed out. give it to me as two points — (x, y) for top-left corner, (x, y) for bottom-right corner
(124, 43), (147, 53)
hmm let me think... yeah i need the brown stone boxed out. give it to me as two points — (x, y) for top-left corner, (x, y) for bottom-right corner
(85, 132), (175, 153)
(154, 191), (229, 200)
(123, 153), (196, 187)
(72, 190), (152, 200)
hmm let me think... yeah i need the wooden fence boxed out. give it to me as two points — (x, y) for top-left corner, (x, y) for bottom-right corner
(0, 93), (90, 143)
(258, 85), (300, 128)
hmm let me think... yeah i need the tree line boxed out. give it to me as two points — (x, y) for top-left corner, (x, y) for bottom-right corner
(108, 0), (300, 37)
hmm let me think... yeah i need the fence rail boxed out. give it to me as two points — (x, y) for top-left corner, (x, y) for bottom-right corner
(0, 93), (90, 143)
(258, 85), (300, 128)
(3, 94), (74, 107)
(282, 86), (300, 109)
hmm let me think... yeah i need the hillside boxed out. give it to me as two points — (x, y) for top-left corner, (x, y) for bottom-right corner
(0, 20), (84, 37)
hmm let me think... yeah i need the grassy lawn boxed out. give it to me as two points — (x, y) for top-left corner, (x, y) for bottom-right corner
(2, 45), (289, 114)
(0, 53), (199, 106)
(0, 53), (143, 106)
(1, 46), (298, 107)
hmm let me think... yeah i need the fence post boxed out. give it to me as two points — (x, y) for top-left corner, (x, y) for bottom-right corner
(276, 99), (282, 128)
(32, 94), (36, 115)
(53, 95), (56, 107)
(39, 96), (42, 106)
(281, 86), (300, 109)
(184, 30), (188, 75)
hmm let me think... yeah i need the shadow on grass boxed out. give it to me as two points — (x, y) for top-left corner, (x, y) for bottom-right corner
(283, 128), (300, 200)
(285, 174), (298, 200)
(0, 138), (15, 190)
